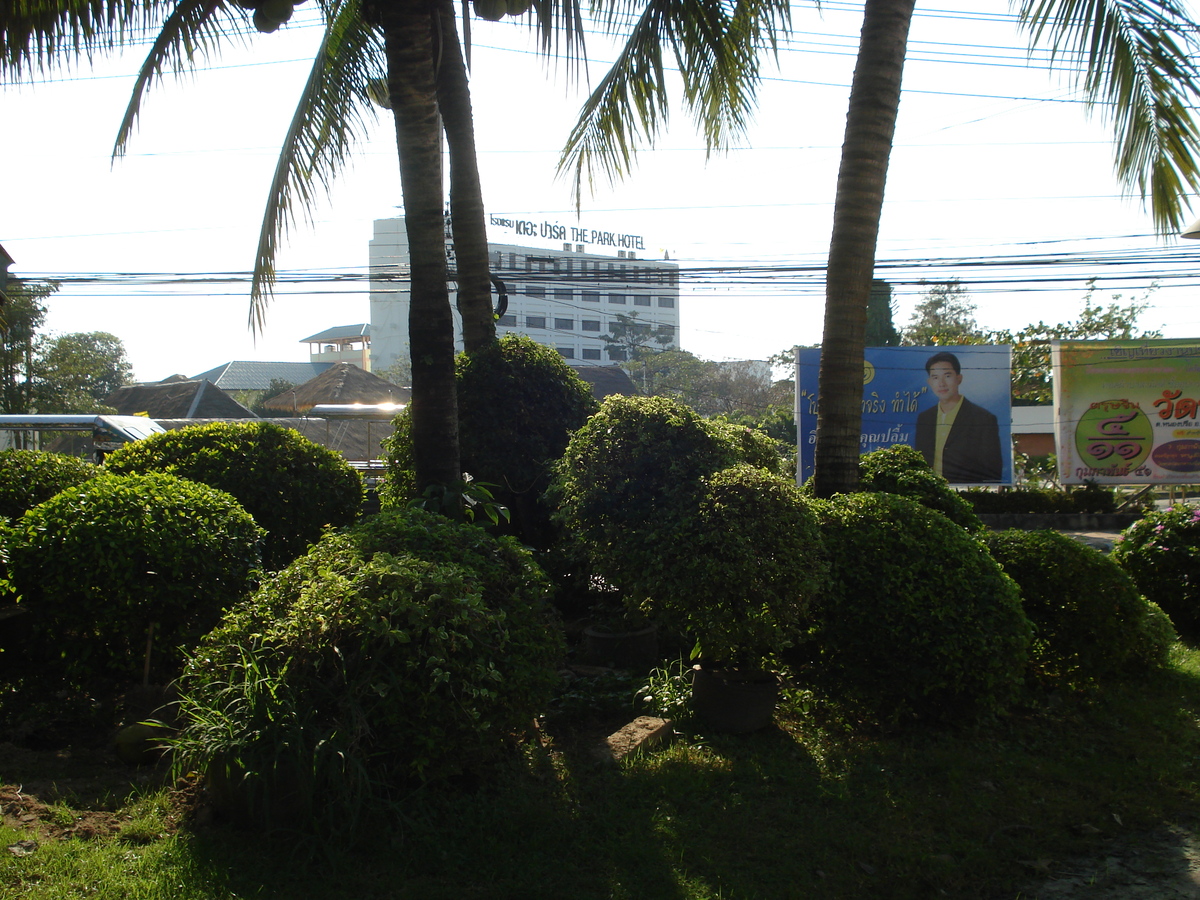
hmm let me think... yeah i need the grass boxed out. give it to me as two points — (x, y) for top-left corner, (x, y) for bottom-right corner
(5, 648), (1200, 899)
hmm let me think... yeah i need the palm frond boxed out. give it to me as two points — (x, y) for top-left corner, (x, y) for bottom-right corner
(248, 0), (383, 332)
(113, 0), (238, 157)
(1018, 0), (1200, 233)
(557, 0), (789, 210)
(2, 0), (148, 78)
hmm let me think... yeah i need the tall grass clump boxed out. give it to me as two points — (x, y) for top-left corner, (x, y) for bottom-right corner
(983, 529), (1175, 687)
(790, 493), (1031, 725)
(170, 507), (564, 838)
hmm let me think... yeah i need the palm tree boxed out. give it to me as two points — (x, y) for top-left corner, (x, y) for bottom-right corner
(807, 0), (1200, 496)
(2, 0), (494, 493)
(560, 0), (1200, 497)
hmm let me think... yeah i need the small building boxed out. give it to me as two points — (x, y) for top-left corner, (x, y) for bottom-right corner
(302, 324), (371, 370)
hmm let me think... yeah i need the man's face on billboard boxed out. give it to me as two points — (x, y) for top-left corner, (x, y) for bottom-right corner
(927, 361), (963, 404)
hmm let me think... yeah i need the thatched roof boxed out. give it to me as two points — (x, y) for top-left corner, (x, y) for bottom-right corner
(105, 379), (256, 419)
(262, 362), (410, 414)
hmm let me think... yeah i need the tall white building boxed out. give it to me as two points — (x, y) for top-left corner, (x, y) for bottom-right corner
(369, 217), (680, 371)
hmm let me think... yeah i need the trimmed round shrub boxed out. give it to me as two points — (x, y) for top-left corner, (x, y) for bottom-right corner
(982, 529), (1174, 685)
(7, 473), (263, 684)
(856, 444), (982, 530)
(1112, 503), (1200, 632)
(635, 465), (828, 666)
(548, 395), (745, 592)
(171, 508), (564, 835)
(792, 492), (1031, 724)
(380, 335), (598, 547)
(105, 421), (363, 570)
(0, 449), (97, 519)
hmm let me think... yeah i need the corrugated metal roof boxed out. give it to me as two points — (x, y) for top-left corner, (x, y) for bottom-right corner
(300, 324), (370, 343)
(191, 361), (334, 391)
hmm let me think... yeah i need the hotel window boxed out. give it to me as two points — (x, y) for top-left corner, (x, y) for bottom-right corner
(582, 347), (602, 360)
(581, 319), (601, 332)
(555, 318), (574, 330)
(557, 347), (576, 359)
(657, 296), (675, 308)
(582, 291), (600, 303)
(526, 285), (545, 298)
(607, 347), (628, 361)
(497, 314), (516, 326)
(527, 316), (546, 329)
(554, 289), (573, 304)
(634, 295), (651, 307)
(607, 293), (626, 305)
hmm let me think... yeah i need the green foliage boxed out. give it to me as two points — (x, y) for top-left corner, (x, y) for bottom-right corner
(0, 280), (51, 415)
(901, 280), (984, 346)
(105, 421), (364, 569)
(635, 465), (828, 665)
(793, 493), (1031, 724)
(991, 282), (1161, 405)
(866, 278), (901, 346)
(0, 449), (96, 519)
(1112, 503), (1200, 632)
(381, 335), (597, 546)
(548, 395), (742, 597)
(6, 472), (263, 683)
(982, 529), (1173, 687)
(171, 508), (564, 836)
(33, 331), (133, 414)
(855, 443), (983, 530)
(962, 483), (1118, 515)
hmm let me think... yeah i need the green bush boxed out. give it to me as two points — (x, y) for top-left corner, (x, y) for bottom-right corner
(982, 529), (1173, 686)
(380, 335), (598, 547)
(855, 444), (982, 530)
(105, 421), (363, 569)
(0, 449), (97, 519)
(7, 473), (263, 684)
(1112, 503), (1200, 632)
(791, 493), (1031, 724)
(171, 508), (564, 836)
(633, 465), (828, 666)
(549, 395), (749, 594)
(963, 483), (1119, 516)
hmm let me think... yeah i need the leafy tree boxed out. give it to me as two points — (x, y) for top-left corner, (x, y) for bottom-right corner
(241, 377), (297, 417)
(866, 279), (900, 346)
(602, 312), (676, 367)
(0, 280), (52, 417)
(373, 357), (412, 388)
(901, 280), (984, 346)
(32, 331), (133, 414)
(991, 281), (1162, 405)
(807, 0), (1200, 496)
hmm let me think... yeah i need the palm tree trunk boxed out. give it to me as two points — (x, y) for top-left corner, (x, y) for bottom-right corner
(812, 0), (916, 498)
(381, 2), (461, 494)
(435, 0), (496, 354)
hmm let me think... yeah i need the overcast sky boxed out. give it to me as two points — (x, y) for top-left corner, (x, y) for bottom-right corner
(3, 0), (1199, 382)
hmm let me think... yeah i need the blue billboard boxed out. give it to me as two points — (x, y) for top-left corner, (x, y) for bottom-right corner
(797, 345), (1013, 486)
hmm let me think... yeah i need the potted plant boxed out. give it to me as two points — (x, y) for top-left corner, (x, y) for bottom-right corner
(634, 465), (829, 732)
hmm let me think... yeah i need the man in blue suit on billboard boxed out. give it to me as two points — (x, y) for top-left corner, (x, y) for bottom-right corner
(915, 351), (1002, 483)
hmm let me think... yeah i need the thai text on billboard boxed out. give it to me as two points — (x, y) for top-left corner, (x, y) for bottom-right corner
(1052, 339), (1200, 484)
(796, 345), (1014, 486)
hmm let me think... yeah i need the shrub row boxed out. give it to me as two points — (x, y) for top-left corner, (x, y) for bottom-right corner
(962, 483), (1119, 515)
